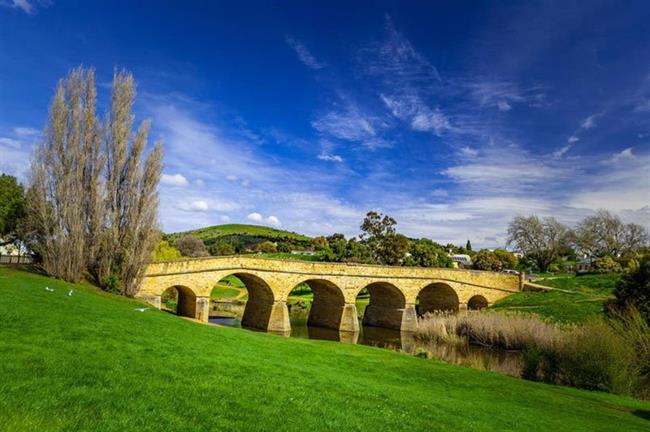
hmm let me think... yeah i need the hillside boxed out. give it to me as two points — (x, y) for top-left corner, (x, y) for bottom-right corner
(0, 267), (648, 431)
(492, 273), (619, 324)
(166, 223), (312, 249)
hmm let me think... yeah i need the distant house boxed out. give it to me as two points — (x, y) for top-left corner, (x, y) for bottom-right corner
(449, 254), (472, 268)
(576, 257), (595, 273)
(291, 250), (317, 256)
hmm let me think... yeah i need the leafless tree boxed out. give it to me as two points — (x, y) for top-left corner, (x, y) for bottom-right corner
(571, 209), (647, 257)
(507, 215), (568, 272)
(175, 234), (209, 257)
(24, 67), (162, 296)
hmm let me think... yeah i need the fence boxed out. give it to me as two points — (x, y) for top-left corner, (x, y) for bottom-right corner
(0, 254), (33, 265)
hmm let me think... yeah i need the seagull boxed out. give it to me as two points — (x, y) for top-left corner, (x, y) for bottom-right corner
(68, 290), (73, 296)
(134, 307), (149, 312)
(45, 287), (54, 292)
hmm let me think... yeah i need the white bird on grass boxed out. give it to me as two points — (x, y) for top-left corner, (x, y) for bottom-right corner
(134, 307), (149, 312)
(45, 287), (54, 292)
(68, 290), (73, 296)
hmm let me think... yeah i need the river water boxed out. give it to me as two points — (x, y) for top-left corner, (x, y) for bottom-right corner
(208, 315), (522, 377)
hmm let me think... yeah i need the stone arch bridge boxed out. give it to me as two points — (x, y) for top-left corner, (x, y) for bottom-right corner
(136, 256), (523, 333)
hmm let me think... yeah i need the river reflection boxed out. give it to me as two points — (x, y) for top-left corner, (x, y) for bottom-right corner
(209, 316), (522, 377)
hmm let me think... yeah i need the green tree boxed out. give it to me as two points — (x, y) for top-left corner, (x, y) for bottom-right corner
(311, 236), (329, 251)
(404, 239), (452, 268)
(342, 238), (375, 264)
(360, 211), (408, 265)
(473, 249), (503, 271)
(611, 255), (650, 324)
(209, 241), (235, 256)
(0, 174), (24, 245)
(153, 240), (182, 262)
(466, 239), (472, 252)
(493, 248), (518, 269)
(255, 240), (277, 253)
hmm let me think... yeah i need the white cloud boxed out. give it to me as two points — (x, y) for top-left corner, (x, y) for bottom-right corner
(6, 0), (33, 14)
(13, 126), (39, 137)
(285, 36), (324, 70)
(568, 135), (579, 143)
(177, 200), (209, 212)
(246, 212), (263, 222)
(161, 173), (189, 187)
(218, 215), (231, 223)
(267, 215), (281, 227)
(381, 94), (451, 136)
(318, 153), (343, 163)
(0, 137), (21, 148)
(609, 147), (634, 163)
(581, 114), (599, 130)
(497, 100), (512, 112)
(311, 106), (390, 149)
(459, 146), (479, 157)
(553, 144), (572, 159)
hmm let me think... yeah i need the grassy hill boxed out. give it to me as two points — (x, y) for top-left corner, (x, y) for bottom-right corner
(492, 273), (620, 324)
(1, 267), (648, 431)
(167, 224), (311, 243)
(166, 224), (312, 252)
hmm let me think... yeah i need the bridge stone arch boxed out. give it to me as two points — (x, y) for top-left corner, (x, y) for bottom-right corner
(418, 282), (460, 314)
(137, 256), (522, 333)
(360, 281), (417, 332)
(161, 285), (198, 319)
(467, 294), (489, 310)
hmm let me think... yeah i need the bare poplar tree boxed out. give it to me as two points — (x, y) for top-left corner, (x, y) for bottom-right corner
(23, 68), (101, 282)
(97, 70), (163, 296)
(25, 67), (162, 296)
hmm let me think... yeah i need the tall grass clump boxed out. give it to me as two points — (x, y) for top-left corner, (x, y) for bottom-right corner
(416, 309), (650, 399)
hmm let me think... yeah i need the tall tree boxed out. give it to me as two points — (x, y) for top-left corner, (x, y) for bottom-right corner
(0, 174), (25, 246)
(96, 70), (163, 295)
(572, 210), (647, 257)
(466, 239), (472, 252)
(23, 68), (100, 281)
(507, 215), (568, 272)
(23, 67), (162, 295)
(360, 211), (408, 265)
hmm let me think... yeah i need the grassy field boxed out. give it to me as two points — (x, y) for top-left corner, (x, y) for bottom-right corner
(491, 273), (619, 324)
(167, 223), (311, 243)
(1, 267), (648, 431)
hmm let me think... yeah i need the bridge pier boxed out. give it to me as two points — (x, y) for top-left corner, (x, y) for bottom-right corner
(195, 297), (210, 322)
(339, 303), (360, 333)
(362, 303), (418, 332)
(268, 301), (291, 333)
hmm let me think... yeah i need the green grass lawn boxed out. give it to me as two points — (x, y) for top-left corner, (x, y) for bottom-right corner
(492, 273), (619, 324)
(1, 267), (648, 431)
(210, 285), (241, 299)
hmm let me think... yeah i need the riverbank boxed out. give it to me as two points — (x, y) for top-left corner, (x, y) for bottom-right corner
(1, 267), (648, 431)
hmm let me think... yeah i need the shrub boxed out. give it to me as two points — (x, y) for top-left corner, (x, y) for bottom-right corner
(175, 235), (209, 257)
(611, 255), (650, 324)
(255, 240), (277, 253)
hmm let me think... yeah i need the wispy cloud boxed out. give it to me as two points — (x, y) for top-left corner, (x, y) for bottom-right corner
(581, 113), (599, 129)
(311, 103), (390, 149)
(0, 0), (49, 14)
(285, 36), (324, 70)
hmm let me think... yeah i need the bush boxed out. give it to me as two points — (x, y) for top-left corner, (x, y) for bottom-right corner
(209, 241), (235, 256)
(153, 240), (182, 261)
(593, 256), (622, 273)
(175, 235), (209, 257)
(255, 241), (277, 253)
(611, 255), (650, 324)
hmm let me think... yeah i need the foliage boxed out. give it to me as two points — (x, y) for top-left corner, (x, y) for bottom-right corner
(21, 67), (162, 295)
(418, 309), (649, 398)
(466, 239), (472, 252)
(0, 174), (25, 244)
(208, 240), (235, 256)
(2, 267), (649, 431)
(255, 240), (277, 253)
(593, 256), (622, 272)
(472, 249), (503, 271)
(360, 211), (408, 265)
(311, 236), (329, 250)
(175, 234), (209, 257)
(610, 255), (650, 324)
(493, 248), (518, 269)
(404, 239), (452, 268)
(153, 240), (182, 262)
(507, 215), (569, 272)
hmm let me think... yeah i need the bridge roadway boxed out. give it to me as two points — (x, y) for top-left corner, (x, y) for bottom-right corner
(136, 256), (523, 333)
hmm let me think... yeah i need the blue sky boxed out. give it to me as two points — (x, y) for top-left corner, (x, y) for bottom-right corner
(1, 1), (649, 247)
